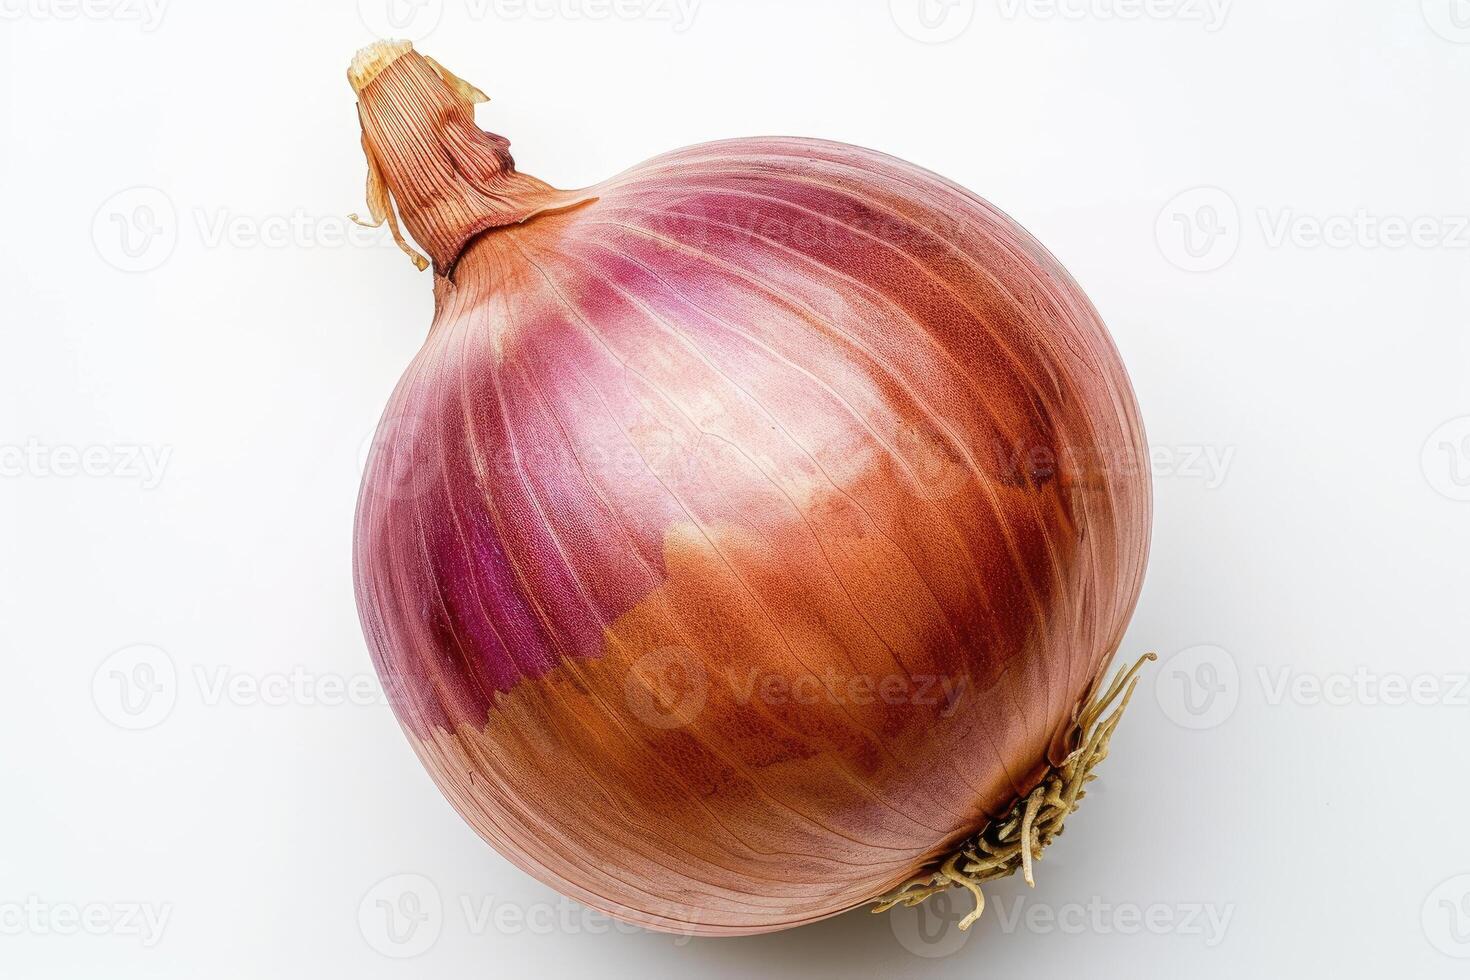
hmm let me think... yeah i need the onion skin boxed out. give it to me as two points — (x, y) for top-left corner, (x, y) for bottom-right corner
(352, 44), (1151, 936)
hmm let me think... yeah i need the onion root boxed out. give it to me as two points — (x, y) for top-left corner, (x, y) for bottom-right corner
(871, 652), (1157, 930)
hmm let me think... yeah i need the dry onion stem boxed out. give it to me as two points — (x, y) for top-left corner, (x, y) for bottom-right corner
(872, 653), (1157, 930)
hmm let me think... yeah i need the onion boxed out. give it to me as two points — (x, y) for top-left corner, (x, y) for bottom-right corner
(349, 41), (1152, 937)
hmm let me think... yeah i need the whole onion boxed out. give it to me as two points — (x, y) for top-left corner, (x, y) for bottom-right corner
(349, 41), (1152, 937)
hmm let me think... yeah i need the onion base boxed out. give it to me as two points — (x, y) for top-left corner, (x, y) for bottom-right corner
(871, 652), (1157, 930)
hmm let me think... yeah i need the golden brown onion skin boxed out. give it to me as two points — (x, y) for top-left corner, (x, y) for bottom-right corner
(353, 51), (1150, 937)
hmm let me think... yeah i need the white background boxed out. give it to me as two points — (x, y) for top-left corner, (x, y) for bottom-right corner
(3, 0), (1469, 976)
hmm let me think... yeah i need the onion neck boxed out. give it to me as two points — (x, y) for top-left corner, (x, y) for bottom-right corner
(349, 40), (593, 275)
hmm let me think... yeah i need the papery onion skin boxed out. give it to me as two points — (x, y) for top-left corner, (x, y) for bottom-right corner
(352, 43), (1151, 936)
